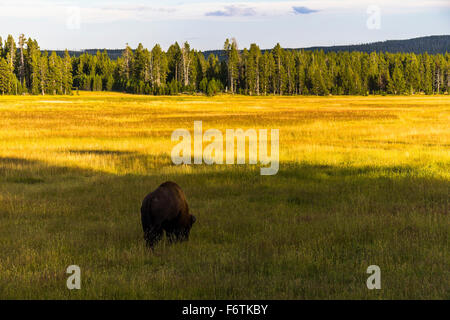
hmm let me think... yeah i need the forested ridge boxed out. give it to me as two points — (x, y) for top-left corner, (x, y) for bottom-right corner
(52, 36), (450, 60)
(0, 35), (449, 96)
(287, 35), (450, 55)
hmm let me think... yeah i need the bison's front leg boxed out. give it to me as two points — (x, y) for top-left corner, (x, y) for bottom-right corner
(166, 228), (189, 243)
(144, 226), (163, 248)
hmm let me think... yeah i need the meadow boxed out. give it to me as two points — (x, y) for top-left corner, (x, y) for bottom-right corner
(0, 92), (448, 299)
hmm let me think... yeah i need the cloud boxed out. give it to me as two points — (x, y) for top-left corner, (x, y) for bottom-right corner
(292, 6), (319, 14)
(205, 5), (257, 17)
(0, 0), (449, 23)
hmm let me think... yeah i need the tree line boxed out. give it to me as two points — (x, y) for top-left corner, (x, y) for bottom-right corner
(0, 35), (72, 95)
(0, 35), (449, 96)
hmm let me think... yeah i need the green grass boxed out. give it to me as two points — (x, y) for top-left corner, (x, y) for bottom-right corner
(0, 92), (448, 299)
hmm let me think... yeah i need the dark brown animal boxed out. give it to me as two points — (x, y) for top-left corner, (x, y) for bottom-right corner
(140, 181), (196, 248)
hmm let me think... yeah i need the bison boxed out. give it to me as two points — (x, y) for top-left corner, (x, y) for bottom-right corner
(140, 181), (196, 248)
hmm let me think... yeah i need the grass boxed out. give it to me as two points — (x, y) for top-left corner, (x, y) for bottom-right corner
(0, 92), (448, 299)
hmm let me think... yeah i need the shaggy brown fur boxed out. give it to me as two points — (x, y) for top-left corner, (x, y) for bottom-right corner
(140, 181), (196, 248)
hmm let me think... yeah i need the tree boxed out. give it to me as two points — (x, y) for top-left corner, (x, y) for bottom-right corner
(133, 43), (146, 83)
(121, 44), (133, 81)
(0, 58), (11, 94)
(4, 35), (16, 72)
(206, 53), (220, 81)
(167, 42), (182, 85)
(272, 43), (285, 95)
(260, 51), (274, 95)
(39, 52), (48, 95)
(224, 38), (239, 93)
(17, 34), (26, 87)
(181, 42), (192, 88)
(150, 44), (167, 89)
(388, 58), (406, 94)
(62, 50), (73, 94)
(404, 53), (419, 94)
(295, 51), (308, 94)
(47, 51), (62, 94)
(420, 53), (433, 94)
(247, 43), (261, 95)
(207, 79), (220, 96)
(284, 50), (296, 95)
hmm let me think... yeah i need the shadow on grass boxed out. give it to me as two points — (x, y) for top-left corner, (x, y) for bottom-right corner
(0, 154), (447, 218)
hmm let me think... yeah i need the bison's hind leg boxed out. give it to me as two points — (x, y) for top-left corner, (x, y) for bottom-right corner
(144, 226), (163, 249)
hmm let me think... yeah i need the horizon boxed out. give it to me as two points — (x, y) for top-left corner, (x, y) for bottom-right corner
(1, 0), (449, 51)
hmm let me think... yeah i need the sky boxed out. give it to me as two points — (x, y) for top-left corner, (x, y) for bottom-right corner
(0, 0), (449, 51)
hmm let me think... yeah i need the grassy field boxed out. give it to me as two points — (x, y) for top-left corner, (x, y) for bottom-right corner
(0, 92), (448, 299)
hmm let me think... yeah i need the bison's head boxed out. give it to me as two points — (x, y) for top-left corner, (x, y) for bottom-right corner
(174, 214), (196, 242)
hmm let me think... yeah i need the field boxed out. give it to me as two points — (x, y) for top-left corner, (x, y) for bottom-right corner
(0, 92), (448, 299)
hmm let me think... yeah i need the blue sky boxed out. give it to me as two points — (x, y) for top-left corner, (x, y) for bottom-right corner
(0, 0), (449, 50)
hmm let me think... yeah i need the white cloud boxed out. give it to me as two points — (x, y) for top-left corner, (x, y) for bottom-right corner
(0, 0), (448, 23)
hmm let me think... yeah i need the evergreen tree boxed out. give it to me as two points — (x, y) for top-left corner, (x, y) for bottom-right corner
(0, 58), (11, 94)
(62, 50), (73, 94)
(405, 54), (420, 94)
(150, 44), (168, 90)
(246, 44), (261, 95)
(272, 43), (285, 95)
(388, 58), (406, 94)
(260, 51), (274, 95)
(223, 38), (240, 93)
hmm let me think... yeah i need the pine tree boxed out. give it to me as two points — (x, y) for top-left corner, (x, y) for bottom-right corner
(121, 44), (134, 81)
(405, 53), (420, 94)
(39, 52), (48, 95)
(133, 43), (146, 84)
(47, 51), (62, 94)
(247, 44), (261, 95)
(0, 58), (11, 94)
(388, 58), (406, 94)
(5, 35), (16, 73)
(26, 38), (41, 95)
(206, 54), (220, 81)
(223, 38), (239, 93)
(284, 50), (296, 95)
(259, 51), (274, 95)
(150, 44), (167, 89)
(62, 50), (73, 94)
(272, 43), (285, 95)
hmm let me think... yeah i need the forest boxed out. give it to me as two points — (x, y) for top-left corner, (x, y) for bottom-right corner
(0, 34), (449, 96)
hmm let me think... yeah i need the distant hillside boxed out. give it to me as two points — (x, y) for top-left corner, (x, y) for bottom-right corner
(49, 35), (449, 59)
(296, 35), (450, 55)
(52, 49), (124, 60)
(203, 35), (450, 60)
